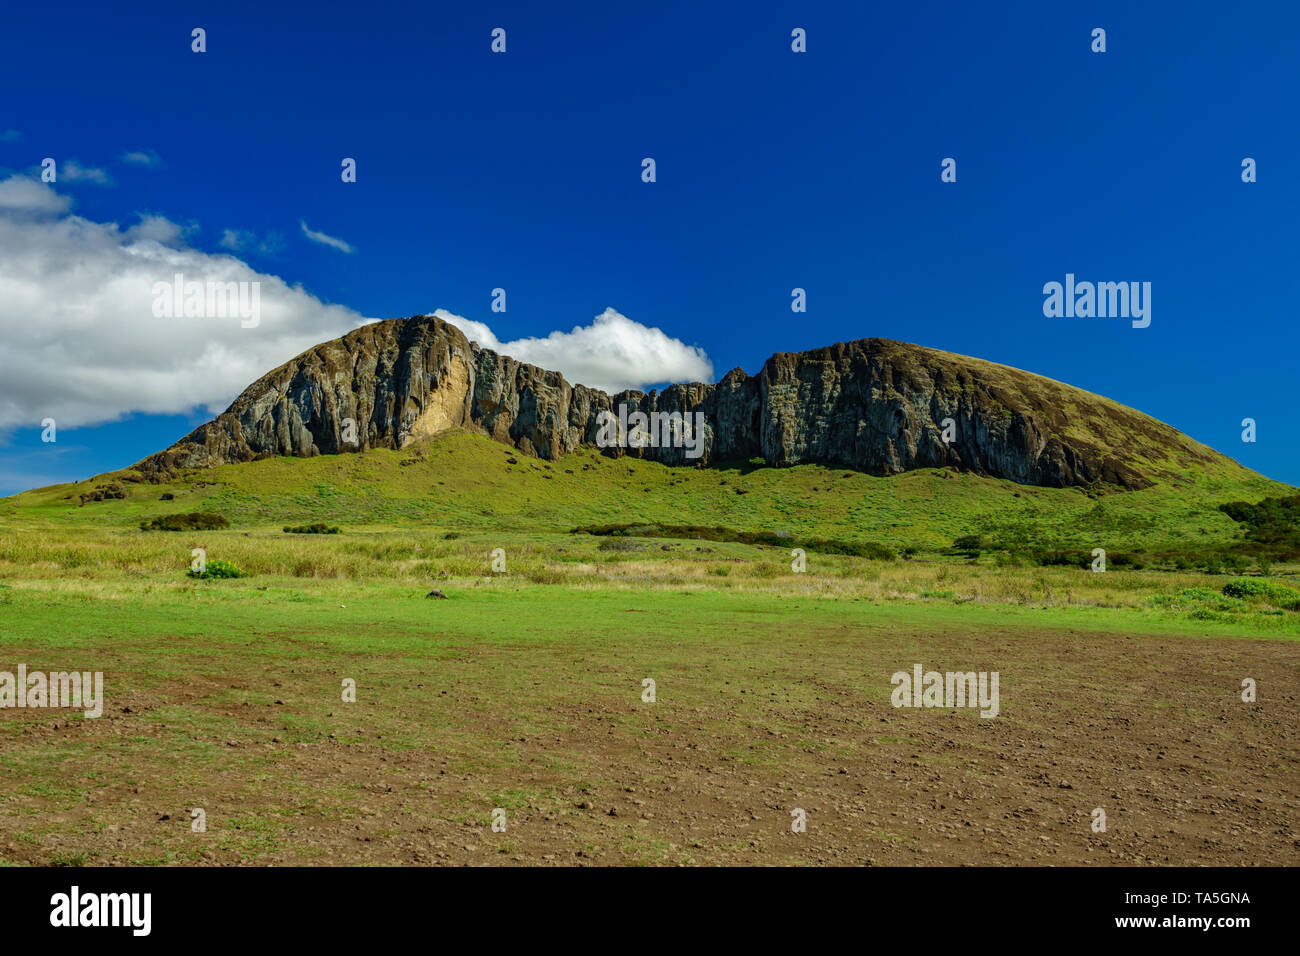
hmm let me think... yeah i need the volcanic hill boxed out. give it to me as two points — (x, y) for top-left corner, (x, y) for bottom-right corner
(134, 314), (1230, 491)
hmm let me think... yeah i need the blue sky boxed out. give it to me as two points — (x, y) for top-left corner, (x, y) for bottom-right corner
(1, 0), (1297, 495)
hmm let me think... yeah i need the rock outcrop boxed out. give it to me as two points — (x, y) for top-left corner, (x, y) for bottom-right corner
(135, 314), (1220, 490)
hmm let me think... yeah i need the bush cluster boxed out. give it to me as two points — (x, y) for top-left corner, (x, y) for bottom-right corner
(188, 558), (244, 579)
(140, 513), (229, 531)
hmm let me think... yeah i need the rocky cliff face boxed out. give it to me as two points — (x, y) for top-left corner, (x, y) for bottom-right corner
(135, 314), (1218, 490)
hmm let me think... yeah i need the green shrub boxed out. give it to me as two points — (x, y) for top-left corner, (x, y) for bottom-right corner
(188, 558), (244, 580)
(814, 539), (893, 560)
(283, 523), (341, 534)
(1149, 587), (1245, 617)
(141, 513), (229, 532)
(1222, 578), (1300, 610)
(1222, 578), (1270, 598)
(1105, 551), (1146, 570)
(1034, 549), (1091, 569)
(1218, 494), (1300, 558)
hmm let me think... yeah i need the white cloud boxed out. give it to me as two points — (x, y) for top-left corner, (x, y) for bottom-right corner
(434, 311), (503, 351)
(121, 148), (162, 167)
(433, 307), (714, 393)
(300, 219), (354, 254)
(0, 177), (71, 215)
(60, 160), (112, 185)
(125, 214), (192, 246)
(220, 228), (283, 256)
(0, 175), (370, 431)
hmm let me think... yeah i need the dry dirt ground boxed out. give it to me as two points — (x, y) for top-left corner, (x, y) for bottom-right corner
(1, 621), (1296, 866)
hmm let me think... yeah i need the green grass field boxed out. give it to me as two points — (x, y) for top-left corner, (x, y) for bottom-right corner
(1, 429), (1297, 865)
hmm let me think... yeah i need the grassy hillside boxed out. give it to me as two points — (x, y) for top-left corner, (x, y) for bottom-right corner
(3, 428), (1292, 561)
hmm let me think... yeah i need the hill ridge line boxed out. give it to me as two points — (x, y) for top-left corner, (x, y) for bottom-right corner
(133, 313), (1227, 490)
